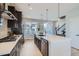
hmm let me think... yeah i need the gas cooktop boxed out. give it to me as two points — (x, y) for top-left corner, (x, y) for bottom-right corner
(0, 36), (17, 43)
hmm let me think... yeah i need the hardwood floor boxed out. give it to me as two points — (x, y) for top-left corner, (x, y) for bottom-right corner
(20, 39), (42, 56)
(71, 47), (79, 56)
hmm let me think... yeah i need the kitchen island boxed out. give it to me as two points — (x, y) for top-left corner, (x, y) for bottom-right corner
(34, 35), (71, 56)
(0, 35), (24, 56)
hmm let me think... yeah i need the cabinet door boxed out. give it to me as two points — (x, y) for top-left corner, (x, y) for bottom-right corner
(15, 11), (22, 34)
(16, 42), (20, 56)
(10, 46), (17, 56)
(41, 39), (49, 56)
(20, 36), (24, 45)
(8, 6), (15, 13)
(7, 20), (16, 28)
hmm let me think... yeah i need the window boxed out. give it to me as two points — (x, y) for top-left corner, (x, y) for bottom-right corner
(0, 18), (3, 28)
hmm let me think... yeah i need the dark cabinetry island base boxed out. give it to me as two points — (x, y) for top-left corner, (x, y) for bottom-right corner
(34, 35), (49, 56)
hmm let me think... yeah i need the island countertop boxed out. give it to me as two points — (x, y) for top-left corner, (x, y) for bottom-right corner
(36, 35), (71, 42)
(0, 35), (22, 56)
(35, 35), (71, 56)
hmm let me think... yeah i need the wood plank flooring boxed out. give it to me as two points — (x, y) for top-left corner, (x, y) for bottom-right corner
(20, 39), (42, 56)
(71, 47), (79, 56)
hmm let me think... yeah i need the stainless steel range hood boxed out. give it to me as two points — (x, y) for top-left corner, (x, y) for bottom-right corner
(1, 10), (17, 20)
(0, 3), (17, 20)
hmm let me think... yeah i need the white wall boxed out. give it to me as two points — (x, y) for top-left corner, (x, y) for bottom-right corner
(66, 7), (79, 48)
(66, 7), (79, 37)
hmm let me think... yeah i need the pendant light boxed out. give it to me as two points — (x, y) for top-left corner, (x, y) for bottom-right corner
(27, 4), (32, 18)
(57, 3), (60, 28)
(58, 3), (60, 21)
(40, 11), (43, 20)
(46, 9), (48, 21)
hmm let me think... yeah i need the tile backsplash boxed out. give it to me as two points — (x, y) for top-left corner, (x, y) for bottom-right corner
(0, 18), (8, 39)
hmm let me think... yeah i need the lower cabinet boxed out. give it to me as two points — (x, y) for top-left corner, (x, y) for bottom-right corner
(10, 36), (24, 56)
(10, 45), (17, 56)
(34, 36), (41, 51)
(34, 36), (49, 56)
(41, 39), (49, 56)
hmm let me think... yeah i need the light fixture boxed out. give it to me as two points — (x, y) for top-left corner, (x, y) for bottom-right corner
(29, 7), (32, 10)
(57, 3), (60, 28)
(40, 10), (43, 20)
(28, 4), (32, 10)
(58, 3), (60, 21)
(26, 4), (32, 18)
(46, 8), (48, 20)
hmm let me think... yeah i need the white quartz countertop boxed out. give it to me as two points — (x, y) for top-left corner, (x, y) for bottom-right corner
(0, 35), (22, 56)
(36, 35), (71, 56)
(45, 35), (65, 41)
(36, 35), (71, 42)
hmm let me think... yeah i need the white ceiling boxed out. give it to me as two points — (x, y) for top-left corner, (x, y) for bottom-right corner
(13, 3), (79, 21)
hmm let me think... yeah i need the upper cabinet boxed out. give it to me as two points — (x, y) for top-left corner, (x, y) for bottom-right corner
(0, 3), (5, 10)
(7, 6), (22, 34)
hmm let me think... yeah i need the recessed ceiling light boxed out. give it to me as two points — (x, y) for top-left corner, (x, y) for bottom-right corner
(29, 7), (32, 10)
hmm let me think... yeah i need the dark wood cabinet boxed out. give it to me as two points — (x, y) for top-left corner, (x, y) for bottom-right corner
(34, 35), (41, 51)
(7, 6), (22, 34)
(10, 45), (17, 56)
(0, 3), (5, 10)
(4, 35), (24, 56)
(8, 6), (15, 14)
(10, 36), (24, 56)
(34, 35), (49, 56)
(0, 4), (1, 18)
(7, 20), (16, 28)
(0, 3), (5, 18)
(14, 11), (22, 34)
(41, 38), (49, 56)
